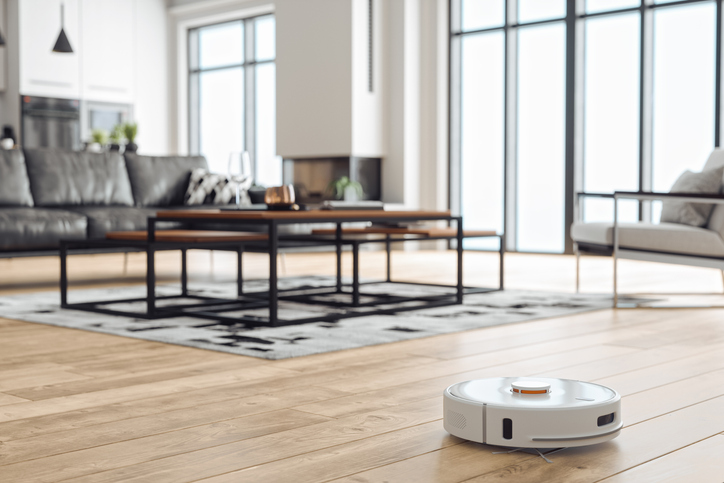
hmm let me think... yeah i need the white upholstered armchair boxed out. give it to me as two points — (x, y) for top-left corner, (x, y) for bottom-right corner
(571, 149), (724, 306)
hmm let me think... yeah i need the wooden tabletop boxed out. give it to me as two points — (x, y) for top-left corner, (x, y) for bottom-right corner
(154, 209), (452, 220)
(106, 230), (269, 243)
(310, 227), (497, 237)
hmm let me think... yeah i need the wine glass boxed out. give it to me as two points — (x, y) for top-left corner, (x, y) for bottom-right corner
(228, 151), (252, 206)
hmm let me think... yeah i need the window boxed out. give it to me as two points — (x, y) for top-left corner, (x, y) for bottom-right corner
(451, 0), (721, 253)
(188, 15), (279, 185)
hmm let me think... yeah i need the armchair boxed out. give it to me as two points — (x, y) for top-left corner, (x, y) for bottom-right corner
(571, 149), (724, 307)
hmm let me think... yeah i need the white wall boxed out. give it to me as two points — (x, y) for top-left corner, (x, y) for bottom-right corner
(168, 0), (449, 210)
(351, 0), (382, 158)
(275, 0), (353, 158)
(134, 0), (170, 155)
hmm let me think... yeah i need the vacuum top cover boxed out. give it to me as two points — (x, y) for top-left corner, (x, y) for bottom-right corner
(447, 377), (617, 409)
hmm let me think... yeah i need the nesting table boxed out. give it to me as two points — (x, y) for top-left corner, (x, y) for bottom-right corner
(60, 209), (504, 327)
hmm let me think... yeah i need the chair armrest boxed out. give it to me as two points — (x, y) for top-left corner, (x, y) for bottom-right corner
(614, 191), (724, 204)
(576, 192), (615, 200)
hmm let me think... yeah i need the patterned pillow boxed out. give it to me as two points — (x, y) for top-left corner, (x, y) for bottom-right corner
(184, 168), (252, 206)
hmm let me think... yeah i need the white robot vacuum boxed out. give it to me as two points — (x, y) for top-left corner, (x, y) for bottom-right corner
(443, 377), (621, 448)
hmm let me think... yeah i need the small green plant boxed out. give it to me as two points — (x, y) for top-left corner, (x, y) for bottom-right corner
(123, 122), (138, 144)
(327, 176), (363, 200)
(91, 129), (108, 145)
(109, 124), (125, 144)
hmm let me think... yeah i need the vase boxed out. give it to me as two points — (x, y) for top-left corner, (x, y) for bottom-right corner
(344, 185), (359, 202)
(125, 142), (138, 153)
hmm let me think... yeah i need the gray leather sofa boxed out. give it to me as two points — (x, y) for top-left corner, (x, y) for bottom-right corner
(0, 148), (207, 256)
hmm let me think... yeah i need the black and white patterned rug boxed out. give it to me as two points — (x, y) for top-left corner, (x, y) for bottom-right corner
(0, 276), (626, 360)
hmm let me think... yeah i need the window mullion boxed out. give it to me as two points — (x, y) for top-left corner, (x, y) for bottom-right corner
(639, 3), (654, 222)
(504, 1), (518, 252)
(715, 0), (722, 147)
(244, 19), (256, 179)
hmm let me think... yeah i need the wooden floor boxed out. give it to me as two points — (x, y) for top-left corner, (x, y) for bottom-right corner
(0, 249), (723, 482)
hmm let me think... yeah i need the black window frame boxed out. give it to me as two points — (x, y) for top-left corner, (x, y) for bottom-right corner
(450, 0), (723, 254)
(188, 13), (276, 181)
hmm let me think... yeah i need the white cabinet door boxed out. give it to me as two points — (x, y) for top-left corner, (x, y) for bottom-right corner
(81, 0), (135, 103)
(19, 0), (81, 99)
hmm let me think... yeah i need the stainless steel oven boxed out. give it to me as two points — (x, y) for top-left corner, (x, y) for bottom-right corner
(21, 96), (81, 150)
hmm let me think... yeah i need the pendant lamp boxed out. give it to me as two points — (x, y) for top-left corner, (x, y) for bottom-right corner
(52, 3), (73, 53)
(0, 28), (5, 47)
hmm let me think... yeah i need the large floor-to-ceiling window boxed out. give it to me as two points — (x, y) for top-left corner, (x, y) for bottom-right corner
(188, 14), (280, 187)
(451, 0), (722, 253)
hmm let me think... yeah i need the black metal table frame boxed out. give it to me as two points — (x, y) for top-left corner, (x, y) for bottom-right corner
(59, 238), (276, 320)
(142, 213), (503, 326)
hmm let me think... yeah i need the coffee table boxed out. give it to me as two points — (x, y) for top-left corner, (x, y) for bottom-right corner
(150, 209), (503, 326)
(59, 230), (270, 319)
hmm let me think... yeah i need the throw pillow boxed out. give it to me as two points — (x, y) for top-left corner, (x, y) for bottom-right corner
(660, 167), (724, 227)
(184, 168), (252, 206)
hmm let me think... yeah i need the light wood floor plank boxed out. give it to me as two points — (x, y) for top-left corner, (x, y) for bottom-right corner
(22, 398), (447, 482)
(0, 393), (29, 407)
(0, 384), (349, 443)
(598, 434), (724, 483)
(0, 409), (331, 481)
(0, 251), (723, 482)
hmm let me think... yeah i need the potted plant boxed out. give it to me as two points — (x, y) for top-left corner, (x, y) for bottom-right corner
(327, 176), (364, 201)
(123, 122), (138, 153)
(109, 124), (125, 152)
(87, 129), (108, 153)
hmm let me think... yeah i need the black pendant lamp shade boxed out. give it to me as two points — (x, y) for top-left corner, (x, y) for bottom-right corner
(52, 3), (73, 53)
(0, 28), (5, 47)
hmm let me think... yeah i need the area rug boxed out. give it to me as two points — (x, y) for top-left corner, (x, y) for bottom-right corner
(0, 276), (627, 360)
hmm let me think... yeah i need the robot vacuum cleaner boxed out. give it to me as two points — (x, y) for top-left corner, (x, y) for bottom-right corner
(443, 377), (621, 448)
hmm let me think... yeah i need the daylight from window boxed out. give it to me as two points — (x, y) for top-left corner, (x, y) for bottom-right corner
(189, 15), (279, 186)
(452, 0), (719, 253)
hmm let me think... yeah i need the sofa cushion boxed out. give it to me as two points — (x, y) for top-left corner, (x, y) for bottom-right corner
(0, 149), (34, 207)
(124, 153), (208, 206)
(63, 206), (161, 239)
(24, 148), (134, 206)
(660, 167), (724, 227)
(571, 222), (724, 258)
(0, 208), (87, 250)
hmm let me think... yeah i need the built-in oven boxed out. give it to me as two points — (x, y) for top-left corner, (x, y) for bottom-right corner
(21, 96), (81, 150)
(81, 101), (133, 144)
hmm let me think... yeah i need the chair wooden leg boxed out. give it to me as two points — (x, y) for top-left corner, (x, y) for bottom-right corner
(209, 251), (214, 279)
(123, 252), (129, 276)
(613, 252), (619, 308)
(575, 245), (580, 294)
(721, 270), (724, 293)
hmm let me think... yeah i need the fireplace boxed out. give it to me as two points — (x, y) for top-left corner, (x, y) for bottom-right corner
(282, 156), (381, 204)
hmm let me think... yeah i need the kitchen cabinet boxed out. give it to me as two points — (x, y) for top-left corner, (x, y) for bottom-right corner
(19, 0), (81, 99)
(81, 0), (135, 103)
